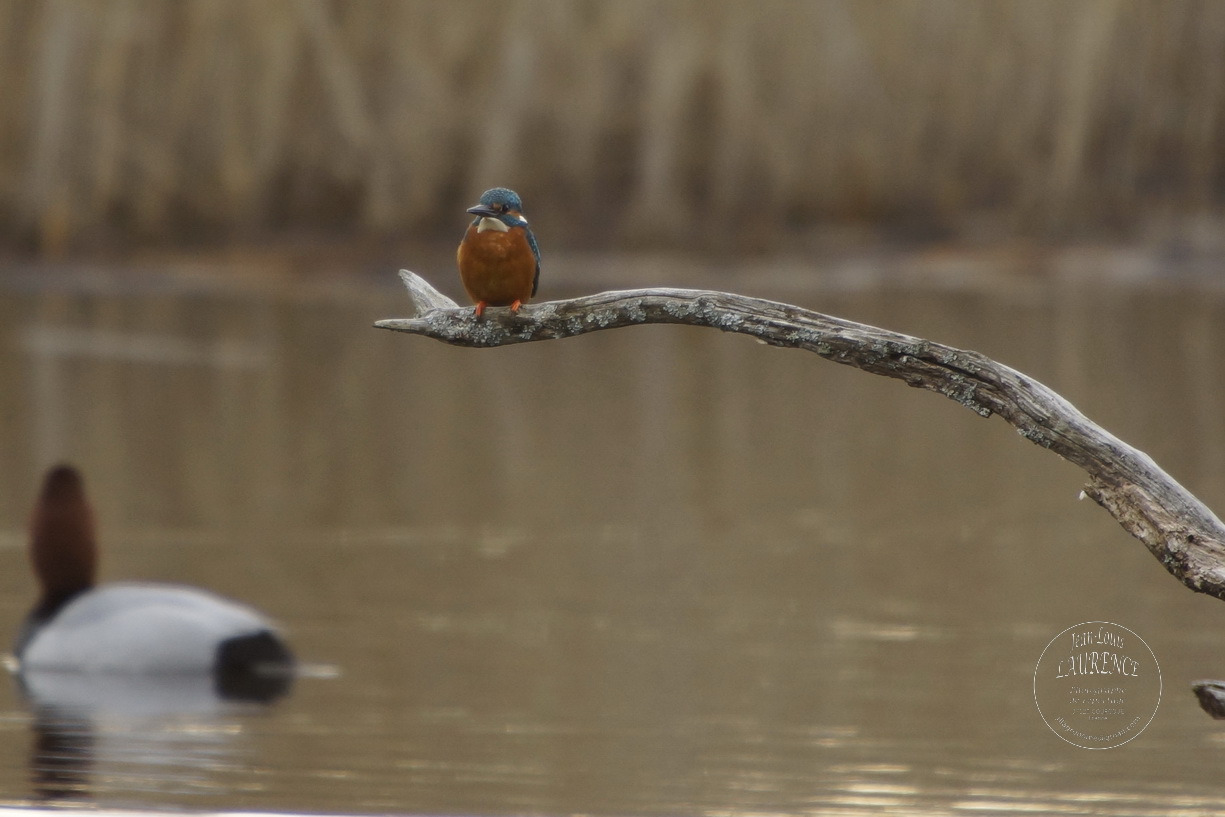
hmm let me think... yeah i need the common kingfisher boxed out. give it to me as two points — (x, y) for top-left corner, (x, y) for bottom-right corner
(456, 187), (540, 317)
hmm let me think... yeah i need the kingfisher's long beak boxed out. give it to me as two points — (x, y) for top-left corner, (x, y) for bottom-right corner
(466, 204), (498, 217)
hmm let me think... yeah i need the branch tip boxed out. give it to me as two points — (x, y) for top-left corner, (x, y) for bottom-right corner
(397, 269), (460, 315)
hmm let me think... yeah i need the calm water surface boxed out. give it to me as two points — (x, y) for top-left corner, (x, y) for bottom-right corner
(0, 258), (1224, 814)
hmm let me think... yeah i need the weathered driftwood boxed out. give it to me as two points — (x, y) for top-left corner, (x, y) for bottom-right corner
(376, 269), (1225, 604)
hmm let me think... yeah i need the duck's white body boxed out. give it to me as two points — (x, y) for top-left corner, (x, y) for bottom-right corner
(19, 583), (282, 675)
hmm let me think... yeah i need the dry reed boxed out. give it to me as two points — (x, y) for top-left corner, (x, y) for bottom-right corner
(3, 0), (1225, 254)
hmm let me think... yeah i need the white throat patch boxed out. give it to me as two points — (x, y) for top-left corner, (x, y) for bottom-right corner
(477, 217), (510, 233)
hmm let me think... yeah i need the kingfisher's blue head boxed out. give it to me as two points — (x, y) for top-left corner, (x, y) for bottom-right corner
(466, 187), (527, 229)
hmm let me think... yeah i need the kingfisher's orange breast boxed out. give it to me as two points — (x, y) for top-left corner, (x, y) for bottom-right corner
(456, 225), (537, 307)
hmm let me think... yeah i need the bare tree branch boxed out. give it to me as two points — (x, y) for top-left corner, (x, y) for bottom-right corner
(376, 269), (1225, 602)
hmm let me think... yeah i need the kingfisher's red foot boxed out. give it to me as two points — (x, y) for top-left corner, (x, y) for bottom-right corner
(474, 302), (487, 318)
(510, 299), (523, 312)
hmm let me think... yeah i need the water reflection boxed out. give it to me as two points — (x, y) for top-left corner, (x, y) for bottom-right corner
(17, 671), (289, 804)
(0, 264), (1224, 813)
(28, 708), (91, 803)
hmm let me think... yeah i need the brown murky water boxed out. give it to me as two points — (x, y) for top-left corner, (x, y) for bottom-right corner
(1, 260), (1225, 814)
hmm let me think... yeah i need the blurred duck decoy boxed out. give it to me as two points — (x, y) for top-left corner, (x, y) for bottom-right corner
(13, 465), (294, 701)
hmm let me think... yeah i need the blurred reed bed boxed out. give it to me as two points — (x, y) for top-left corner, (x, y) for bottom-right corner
(3, 0), (1225, 255)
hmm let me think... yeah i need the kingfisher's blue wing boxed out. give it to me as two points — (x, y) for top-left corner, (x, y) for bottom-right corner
(525, 227), (541, 297)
